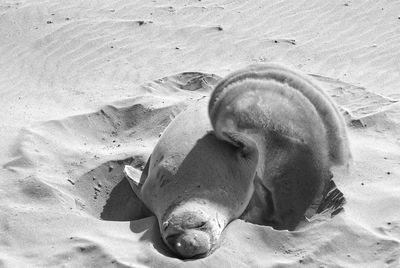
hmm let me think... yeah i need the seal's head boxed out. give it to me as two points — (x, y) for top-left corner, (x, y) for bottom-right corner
(148, 132), (258, 258)
(160, 201), (227, 259)
(124, 99), (259, 259)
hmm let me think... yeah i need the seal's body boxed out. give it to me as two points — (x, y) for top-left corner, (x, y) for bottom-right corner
(125, 98), (257, 258)
(124, 64), (350, 259)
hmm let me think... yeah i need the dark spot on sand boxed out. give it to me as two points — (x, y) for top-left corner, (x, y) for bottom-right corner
(350, 119), (367, 128)
(46, 21), (53, 24)
(137, 20), (153, 26)
(77, 245), (98, 253)
(272, 39), (296, 45)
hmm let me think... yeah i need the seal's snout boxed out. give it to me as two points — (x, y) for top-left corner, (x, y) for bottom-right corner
(167, 230), (211, 259)
(161, 208), (221, 258)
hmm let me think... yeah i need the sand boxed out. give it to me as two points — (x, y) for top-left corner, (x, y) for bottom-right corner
(1, 0), (400, 267)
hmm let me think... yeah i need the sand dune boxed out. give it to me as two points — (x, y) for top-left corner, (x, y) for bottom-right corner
(3, 72), (400, 267)
(1, 0), (400, 267)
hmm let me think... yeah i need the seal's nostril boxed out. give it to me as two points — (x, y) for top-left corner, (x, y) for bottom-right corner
(173, 231), (211, 259)
(165, 233), (180, 249)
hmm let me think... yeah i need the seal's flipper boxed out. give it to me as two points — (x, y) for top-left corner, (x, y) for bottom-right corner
(124, 163), (153, 218)
(240, 176), (275, 225)
(124, 165), (143, 198)
(316, 179), (345, 217)
(300, 179), (345, 226)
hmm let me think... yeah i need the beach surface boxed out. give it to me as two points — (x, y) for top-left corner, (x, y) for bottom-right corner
(1, 0), (400, 267)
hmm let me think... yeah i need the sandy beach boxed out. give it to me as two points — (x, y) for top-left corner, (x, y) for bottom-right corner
(1, 0), (400, 267)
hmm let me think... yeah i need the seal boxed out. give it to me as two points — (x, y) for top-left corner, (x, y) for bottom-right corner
(124, 63), (351, 259)
(124, 98), (256, 259)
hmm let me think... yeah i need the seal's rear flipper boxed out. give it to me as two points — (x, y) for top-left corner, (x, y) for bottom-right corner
(303, 178), (346, 224)
(315, 179), (345, 217)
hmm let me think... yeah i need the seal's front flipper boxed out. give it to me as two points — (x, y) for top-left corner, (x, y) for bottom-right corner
(123, 161), (153, 218)
(240, 176), (276, 226)
(124, 165), (143, 197)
